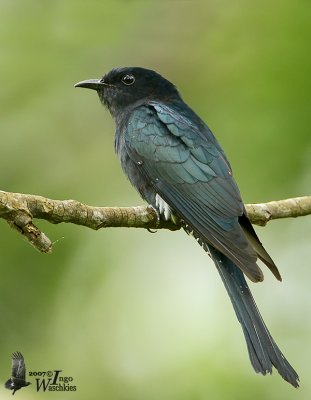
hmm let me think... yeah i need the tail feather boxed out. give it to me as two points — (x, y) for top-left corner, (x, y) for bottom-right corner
(239, 212), (282, 281)
(209, 246), (299, 387)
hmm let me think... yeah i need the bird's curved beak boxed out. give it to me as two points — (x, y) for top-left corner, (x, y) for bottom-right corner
(74, 79), (105, 90)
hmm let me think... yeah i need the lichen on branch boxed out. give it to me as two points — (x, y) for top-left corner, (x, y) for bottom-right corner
(0, 190), (310, 253)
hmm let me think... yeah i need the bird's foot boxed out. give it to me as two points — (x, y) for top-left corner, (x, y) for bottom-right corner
(147, 204), (161, 232)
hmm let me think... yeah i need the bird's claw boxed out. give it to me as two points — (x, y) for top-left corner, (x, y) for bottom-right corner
(147, 228), (158, 234)
(147, 204), (161, 226)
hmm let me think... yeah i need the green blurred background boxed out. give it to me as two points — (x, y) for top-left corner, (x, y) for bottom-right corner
(0, 0), (310, 399)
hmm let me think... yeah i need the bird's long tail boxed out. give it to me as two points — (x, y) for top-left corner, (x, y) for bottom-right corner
(208, 246), (299, 387)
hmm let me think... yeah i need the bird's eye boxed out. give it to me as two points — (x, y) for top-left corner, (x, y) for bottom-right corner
(121, 74), (135, 86)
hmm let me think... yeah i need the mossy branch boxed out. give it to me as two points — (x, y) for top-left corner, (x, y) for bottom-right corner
(0, 190), (310, 253)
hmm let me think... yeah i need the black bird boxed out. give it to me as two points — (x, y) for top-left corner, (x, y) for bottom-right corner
(5, 351), (31, 395)
(75, 67), (299, 387)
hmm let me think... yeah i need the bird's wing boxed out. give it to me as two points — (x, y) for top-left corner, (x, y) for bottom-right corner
(124, 103), (267, 282)
(11, 352), (26, 380)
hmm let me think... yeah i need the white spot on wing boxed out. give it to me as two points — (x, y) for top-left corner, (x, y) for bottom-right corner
(155, 194), (171, 220)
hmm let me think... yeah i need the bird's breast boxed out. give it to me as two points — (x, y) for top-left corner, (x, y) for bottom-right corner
(115, 127), (157, 206)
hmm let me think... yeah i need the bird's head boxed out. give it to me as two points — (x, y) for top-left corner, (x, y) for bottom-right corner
(75, 67), (180, 117)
